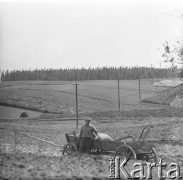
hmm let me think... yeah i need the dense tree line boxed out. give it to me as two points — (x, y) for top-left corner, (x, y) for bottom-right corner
(1, 66), (177, 81)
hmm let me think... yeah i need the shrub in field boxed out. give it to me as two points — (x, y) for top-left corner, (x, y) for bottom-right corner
(20, 112), (29, 118)
(43, 109), (49, 113)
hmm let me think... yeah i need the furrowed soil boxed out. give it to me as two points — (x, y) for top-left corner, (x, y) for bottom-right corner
(0, 117), (183, 179)
(0, 80), (183, 179)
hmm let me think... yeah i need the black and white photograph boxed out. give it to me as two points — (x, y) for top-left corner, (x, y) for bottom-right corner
(0, 0), (183, 179)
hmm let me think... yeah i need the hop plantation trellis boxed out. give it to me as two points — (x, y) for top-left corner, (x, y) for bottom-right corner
(1, 66), (177, 81)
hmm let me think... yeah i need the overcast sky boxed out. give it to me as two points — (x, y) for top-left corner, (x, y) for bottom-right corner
(0, 0), (182, 71)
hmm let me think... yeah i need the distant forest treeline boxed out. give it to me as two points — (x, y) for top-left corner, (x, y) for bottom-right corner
(1, 67), (177, 81)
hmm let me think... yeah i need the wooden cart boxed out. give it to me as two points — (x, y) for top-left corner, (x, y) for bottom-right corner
(62, 126), (157, 162)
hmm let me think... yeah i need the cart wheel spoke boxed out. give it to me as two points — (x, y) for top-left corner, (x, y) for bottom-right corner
(123, 147), (128, 158)
(62, 143), (78, 156)
(142, 147), (157, 163)
(126, 151), (132, 159)
(115, 145), (136, 161)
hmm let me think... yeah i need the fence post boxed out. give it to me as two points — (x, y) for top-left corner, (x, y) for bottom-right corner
(139, 76), (141, 102)
(151, 64), (154, 84)
(138, 68), (141, 102)
(117, 80), (121, 116)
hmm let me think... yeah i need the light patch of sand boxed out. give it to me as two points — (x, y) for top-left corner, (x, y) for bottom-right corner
(153, 79), (183, 87)
(171, 95), (183, 107)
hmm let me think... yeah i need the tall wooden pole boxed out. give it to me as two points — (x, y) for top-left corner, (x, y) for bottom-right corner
(73, 83), (80, 129)
(138, 69), (141, 102)
(117, 80), (120, 115)
(139, 76), (141, 102)
(151, 64), (153, 84)
(75, 83), (79, 129)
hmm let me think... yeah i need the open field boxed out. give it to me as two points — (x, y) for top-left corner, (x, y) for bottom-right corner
(1, 79), (183, 119)
(0, 105), (42, 119)
(0, 80), (183, 179)
(0, 79), (168, 116)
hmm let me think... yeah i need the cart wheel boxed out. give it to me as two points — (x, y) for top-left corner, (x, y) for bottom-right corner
(62, 143), (78, 155)
(115, 145), (137, 161)
(146, 147), (158, 163)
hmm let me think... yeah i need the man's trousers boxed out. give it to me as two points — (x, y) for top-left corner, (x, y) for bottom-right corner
(79, 137), (93, 154)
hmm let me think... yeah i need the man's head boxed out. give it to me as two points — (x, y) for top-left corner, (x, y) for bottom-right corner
(85, 117), (92, 125)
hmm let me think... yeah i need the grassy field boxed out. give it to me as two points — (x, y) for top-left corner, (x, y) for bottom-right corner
(0, 79), (168, 116)
(0, 80), (183, 179)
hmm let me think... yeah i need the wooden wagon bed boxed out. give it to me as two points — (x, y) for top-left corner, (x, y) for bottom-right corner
(62, 126), (157, 163)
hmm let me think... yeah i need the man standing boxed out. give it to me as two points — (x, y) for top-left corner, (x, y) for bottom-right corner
(78, 117), (98, 154)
